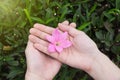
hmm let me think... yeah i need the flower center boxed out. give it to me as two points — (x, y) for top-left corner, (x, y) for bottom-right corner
(55, 42), (60, 46)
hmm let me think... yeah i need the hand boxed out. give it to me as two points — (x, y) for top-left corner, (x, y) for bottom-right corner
(29, 22), (99, 71)
(25, 21), (76, 80)
(25, 41), (61, 80)
(29, 22), (120, 80)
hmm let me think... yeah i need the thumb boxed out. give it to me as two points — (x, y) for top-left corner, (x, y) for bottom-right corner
(69, 22), (76, 28)
(58, 23), (79, 37)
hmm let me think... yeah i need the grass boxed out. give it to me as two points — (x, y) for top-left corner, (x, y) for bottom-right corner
(0, 0), (120, 80)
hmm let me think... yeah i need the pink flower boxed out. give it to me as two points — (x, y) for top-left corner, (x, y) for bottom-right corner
(46, 28), (72, 53)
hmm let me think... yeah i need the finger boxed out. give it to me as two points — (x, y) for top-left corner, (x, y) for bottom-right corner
(34, 43), (70, 65)
(61, 20), (69, 25)
(69, 22), (76, 28)
(25, 40), (33, 54)
(34, 43), (60, 60)
(27, 40), (33, 46)
(33, 23), (54, 35)
(58, 23), (80, 37)
(29, 35), (48, 46)
(61, 21), (76, 28)
(30, 28), (50, 40)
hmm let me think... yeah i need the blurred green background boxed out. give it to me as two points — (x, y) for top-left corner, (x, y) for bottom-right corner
(0, 0), (120, 80)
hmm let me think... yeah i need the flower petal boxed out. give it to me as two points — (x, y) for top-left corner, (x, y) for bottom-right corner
(59, 32), (68, 41)
(46, 35), (55, 43)
(48, 44), (56, 52)
(60, 40), (72, 48)
(52, 29), (61, 41)
(55, 46), (63, 53)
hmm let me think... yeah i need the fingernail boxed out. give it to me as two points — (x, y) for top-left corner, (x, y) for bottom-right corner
(34, 23), (38, 27)
(58, 23), (61, 25)
(60, 23), (64, 26)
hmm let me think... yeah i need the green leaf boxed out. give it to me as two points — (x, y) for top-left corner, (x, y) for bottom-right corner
(7, 68), (23, 79)
(115, 34), (120, 42)
(116, 0), (120, 9)
(46, 0), (50, 5)
(95, 31), (104, 40)
(108, 9), (120, 14)
(31, 16), (45, 24)
(24, 8), (32, 25)
(19, 21), (27, 28)
(59, 4), (70, 21)
(117, 55), (120, 62)
(103, 11), (116, 22)
(111, 46), (120, 54)
(0, 42), (3, 50)
(78, 22), (91, 30)
(88, 3), (97, 16)
(8, 61), (19, 66)
(103, 21), (114, 34)
(46, 18), (55, 24)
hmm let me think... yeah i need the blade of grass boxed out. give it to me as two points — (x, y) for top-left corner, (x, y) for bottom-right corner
(78, 22), (91, 30)
(24, 9), (32, 25)
(31, 16), (45, 24)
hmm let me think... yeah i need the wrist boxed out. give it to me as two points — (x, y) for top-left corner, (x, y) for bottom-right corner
(87, 52), (120, 80)
(25, 70), (52, 80)
(25, 73), (44, 80)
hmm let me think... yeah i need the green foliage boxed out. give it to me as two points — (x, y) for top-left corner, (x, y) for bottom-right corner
(0, 0), (120, 80)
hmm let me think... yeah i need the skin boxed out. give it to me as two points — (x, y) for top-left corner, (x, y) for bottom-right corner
(28, 21), (120, 80)
(29, 22), (98, 71)
(25, 21), (76, 80)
